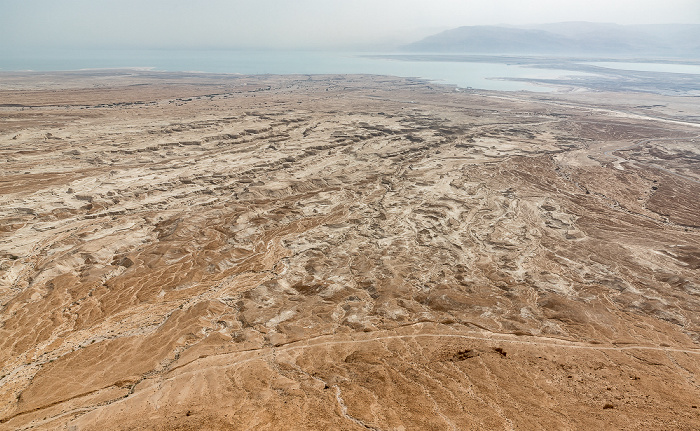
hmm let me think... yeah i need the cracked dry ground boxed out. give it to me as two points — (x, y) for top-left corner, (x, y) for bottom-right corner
(1, 72), (699, 430)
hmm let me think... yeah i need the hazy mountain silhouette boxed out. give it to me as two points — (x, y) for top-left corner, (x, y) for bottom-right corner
(402, 22), (700, 56)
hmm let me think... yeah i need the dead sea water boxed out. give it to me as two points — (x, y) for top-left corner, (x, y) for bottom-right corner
(0, 49), (592, 92)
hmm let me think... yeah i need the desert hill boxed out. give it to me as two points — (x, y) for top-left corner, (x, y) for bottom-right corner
(0, 71), (699, 429)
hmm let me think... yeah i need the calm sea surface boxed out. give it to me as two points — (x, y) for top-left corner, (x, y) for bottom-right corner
(0, 49), (598, 92)
(589, 62), (700, 75)
(4, 50), (696, 91)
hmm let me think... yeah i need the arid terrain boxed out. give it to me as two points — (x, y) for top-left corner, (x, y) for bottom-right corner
(0, 70), (699, 430)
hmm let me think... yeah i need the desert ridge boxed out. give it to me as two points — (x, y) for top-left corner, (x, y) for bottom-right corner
(0, 71), (699, 430)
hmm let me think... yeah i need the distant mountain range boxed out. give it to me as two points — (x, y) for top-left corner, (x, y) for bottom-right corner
(402, 22), (700, 57)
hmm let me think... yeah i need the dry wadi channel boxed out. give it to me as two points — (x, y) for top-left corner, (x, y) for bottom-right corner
(0, 71), (699, 430)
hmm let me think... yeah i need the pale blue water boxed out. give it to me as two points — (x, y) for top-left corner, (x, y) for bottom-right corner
(589, 61), (700, 75)
(0, 49), (593, 92)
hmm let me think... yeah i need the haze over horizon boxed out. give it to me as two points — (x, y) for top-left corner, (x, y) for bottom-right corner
(2, 0), (700, 50)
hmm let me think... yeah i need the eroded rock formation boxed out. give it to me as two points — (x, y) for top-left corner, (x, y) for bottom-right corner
(0, 71), (698, 430)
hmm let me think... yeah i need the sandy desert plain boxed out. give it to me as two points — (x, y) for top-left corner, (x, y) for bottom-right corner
(0, 70), (699, 430)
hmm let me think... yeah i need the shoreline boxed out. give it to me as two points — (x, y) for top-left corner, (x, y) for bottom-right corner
(4, 50), (697, 94)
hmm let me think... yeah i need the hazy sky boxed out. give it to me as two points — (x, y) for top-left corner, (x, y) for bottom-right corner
(2, 0), (699, 49)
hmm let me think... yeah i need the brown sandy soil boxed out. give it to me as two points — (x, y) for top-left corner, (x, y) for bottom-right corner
(0, 71), (699, 430)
